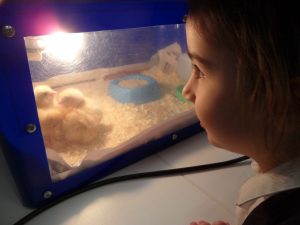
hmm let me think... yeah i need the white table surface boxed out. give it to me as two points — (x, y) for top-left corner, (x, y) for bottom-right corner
(0, 132), (255, 225)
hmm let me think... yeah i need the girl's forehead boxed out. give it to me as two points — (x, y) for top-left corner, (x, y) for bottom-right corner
(186, 19), (215, 46)
(186, 21), (218, 53)
(186, 21), (206, 44)
(186, 19), (200, 33)
(186, 18), (236, 61)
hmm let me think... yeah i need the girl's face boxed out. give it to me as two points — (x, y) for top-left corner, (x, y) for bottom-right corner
(183, 21), (263, 155)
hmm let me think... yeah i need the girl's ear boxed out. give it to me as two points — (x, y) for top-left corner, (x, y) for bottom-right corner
(291, 76), (300, 98)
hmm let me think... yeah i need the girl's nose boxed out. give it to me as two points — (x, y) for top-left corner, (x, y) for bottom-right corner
(182, 78), (195, 103)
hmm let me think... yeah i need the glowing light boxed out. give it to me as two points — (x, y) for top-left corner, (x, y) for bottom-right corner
(38, 31), (84, 62)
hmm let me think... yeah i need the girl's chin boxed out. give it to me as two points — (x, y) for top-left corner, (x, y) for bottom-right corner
(206, 134), (222, 149)
(199, 121), (205, 130)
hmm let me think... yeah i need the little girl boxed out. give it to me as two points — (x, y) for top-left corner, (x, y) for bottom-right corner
(182, 1), (300, 225)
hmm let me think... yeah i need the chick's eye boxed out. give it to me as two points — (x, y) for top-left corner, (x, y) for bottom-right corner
(192, 64), (205, 79)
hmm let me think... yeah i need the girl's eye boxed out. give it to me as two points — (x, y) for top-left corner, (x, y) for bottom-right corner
(192, 64), (205, 79)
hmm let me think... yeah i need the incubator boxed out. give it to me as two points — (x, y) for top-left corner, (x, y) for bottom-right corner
(0, 0), (201, 206)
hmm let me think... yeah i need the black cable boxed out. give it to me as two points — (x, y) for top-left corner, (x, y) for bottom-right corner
(13, 155), (250, 225)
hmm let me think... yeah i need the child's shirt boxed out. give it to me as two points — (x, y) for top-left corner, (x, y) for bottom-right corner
(236, 158), (300, 225)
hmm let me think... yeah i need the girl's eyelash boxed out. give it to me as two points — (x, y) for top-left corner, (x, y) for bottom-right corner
(192, 64), (205, 79)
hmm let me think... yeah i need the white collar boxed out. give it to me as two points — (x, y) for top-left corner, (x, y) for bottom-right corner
(237, 158), (300, 206)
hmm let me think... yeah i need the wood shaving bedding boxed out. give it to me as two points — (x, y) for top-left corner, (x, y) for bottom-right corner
(39, 66), (193, 166)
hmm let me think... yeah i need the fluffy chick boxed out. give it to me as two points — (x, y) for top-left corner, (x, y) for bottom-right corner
(62, 108), (102, 145)
(57, 88), (86, 109)
(57, 88), (103, 145)
(34, 85), (64, 148)
(38, 107), (65, 148)
(34, 85), (57, 108)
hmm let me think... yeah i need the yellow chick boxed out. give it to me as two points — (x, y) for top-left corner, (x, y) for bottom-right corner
(62, 108), (102, 145)
(34, 85), (57, 108)
(34, 85), (64, 148)
(38, 107), (65, 148)
(57, 88), (86, 109)
(57, 88), (103, 145)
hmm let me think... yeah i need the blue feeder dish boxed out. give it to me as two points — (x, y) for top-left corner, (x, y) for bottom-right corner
(108, 74), (161, 104)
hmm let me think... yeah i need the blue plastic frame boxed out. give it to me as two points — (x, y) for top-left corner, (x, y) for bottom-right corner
(0, 0), (202, 207)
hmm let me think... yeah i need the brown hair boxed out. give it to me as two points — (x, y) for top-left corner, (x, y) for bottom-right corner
(187, 0), (300, 153)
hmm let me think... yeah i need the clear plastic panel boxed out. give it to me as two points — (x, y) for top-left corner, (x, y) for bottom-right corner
(24, 24), (196, 180)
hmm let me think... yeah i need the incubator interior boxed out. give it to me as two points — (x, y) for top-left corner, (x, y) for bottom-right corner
(24, 24), (197, 180)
